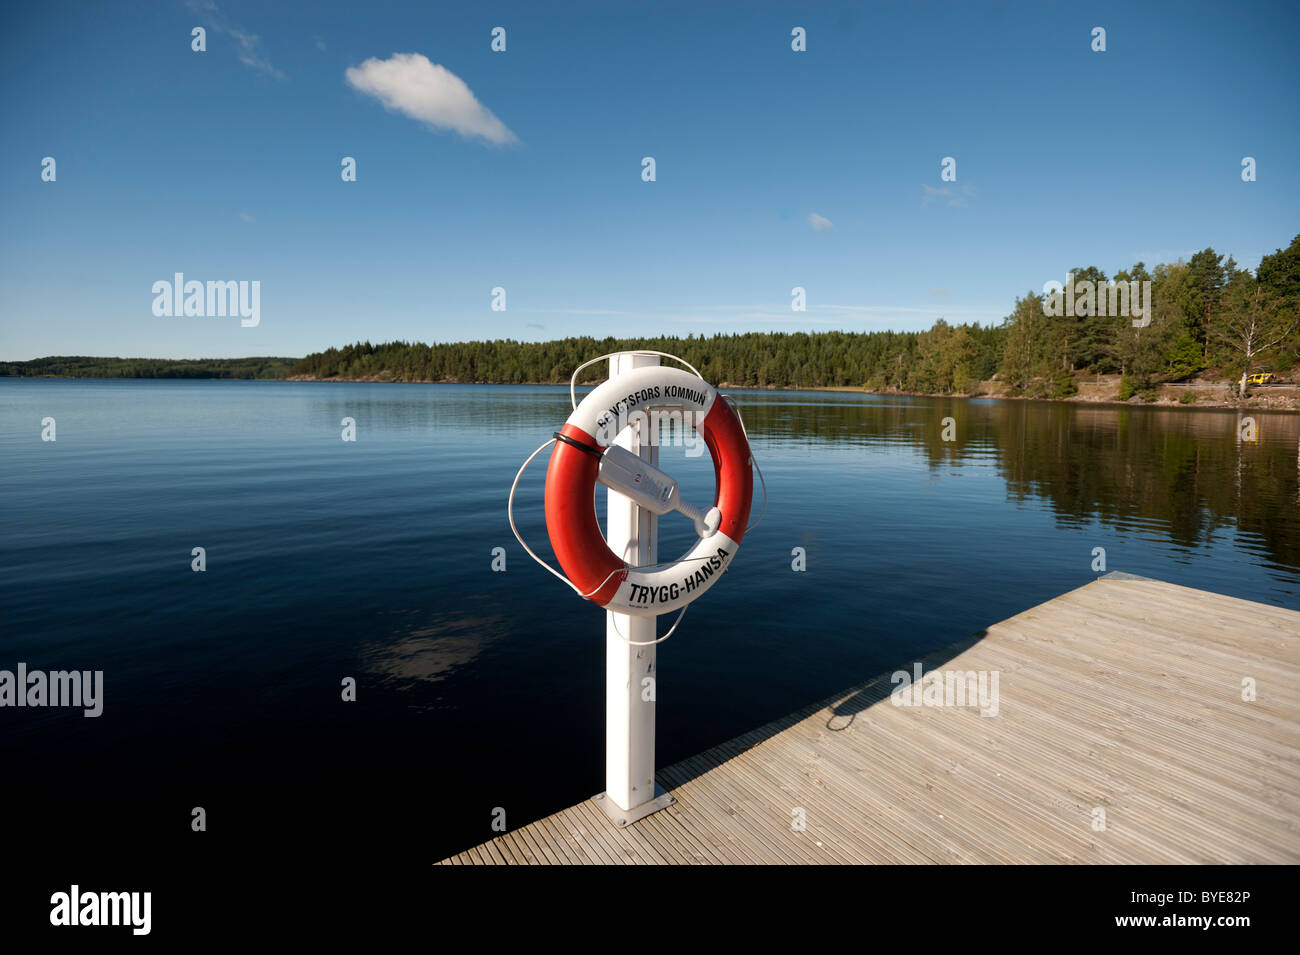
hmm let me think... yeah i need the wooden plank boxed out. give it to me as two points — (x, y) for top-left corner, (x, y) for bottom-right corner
(437, 576), (1300, 865)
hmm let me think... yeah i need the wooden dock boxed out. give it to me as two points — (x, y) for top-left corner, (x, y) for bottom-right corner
(439, 573), (1300, 864)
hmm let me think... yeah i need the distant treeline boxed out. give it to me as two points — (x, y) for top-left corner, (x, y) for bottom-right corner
(9, 235), (1297, 393)
(293, 235), (1300, 395)
(0, 356), (298, 379)
(290, 330), (1003, 389)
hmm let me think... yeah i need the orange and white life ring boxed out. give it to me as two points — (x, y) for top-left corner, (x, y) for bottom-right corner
(543, 365), (753, 616)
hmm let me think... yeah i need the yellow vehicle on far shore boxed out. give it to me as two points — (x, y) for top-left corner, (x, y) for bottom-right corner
(1246, 372), (1277, 385)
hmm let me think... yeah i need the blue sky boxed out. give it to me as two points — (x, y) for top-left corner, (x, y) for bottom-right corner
(1, 0), (1297, 360)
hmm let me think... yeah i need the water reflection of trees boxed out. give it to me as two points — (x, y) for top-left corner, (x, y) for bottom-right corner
(391, 386), (1298, 571)
(736, 395), (1300, 570)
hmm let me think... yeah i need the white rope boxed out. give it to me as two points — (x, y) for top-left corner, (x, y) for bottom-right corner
(507, 438), (584, 594)
(570, 351), (705, 411)
(608, 604), (689, 646)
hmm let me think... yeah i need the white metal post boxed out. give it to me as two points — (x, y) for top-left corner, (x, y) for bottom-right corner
(594, 352), (675, 826)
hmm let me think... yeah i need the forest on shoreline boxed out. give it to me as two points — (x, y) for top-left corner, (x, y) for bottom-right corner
(0, 355), (296, 379)
(289, 235), (1300, 398)
(6, 235), (1297, 398)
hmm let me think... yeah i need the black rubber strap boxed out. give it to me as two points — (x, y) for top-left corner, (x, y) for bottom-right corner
(553, 432), (604, 459)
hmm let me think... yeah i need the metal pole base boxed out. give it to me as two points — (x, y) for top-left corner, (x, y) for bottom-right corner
(592, 785), (676, 828)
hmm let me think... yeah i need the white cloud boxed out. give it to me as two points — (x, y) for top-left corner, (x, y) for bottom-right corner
(345, 53), (517, 145)
(239, 211), (255, 222)
(808, 212), (834, 232)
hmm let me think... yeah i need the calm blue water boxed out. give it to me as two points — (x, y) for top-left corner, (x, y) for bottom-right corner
(2, 379), (1298, 860)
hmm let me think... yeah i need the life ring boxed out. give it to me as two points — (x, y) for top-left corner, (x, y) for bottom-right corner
(544, 365), (753, 616)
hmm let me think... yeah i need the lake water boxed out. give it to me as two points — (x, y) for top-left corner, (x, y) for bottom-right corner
(2, 379), (1298, 862)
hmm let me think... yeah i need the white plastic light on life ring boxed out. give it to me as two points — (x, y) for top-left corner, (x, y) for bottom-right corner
(508, 356), (762, 620)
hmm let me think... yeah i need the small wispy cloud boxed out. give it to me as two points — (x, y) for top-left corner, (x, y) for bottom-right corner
(808, 212), (834, 232)
(928, 288), (951, 298)
(345, 53), (517, 145)
(820, 303), (996, 317)
(921, 185), (952, 206)
(1130, 249), (1197, 265)
(525, 323), (545, 330)
(313, 35), (327, 52)
(517, 301), (1004, 328)
(921, 184), (976, 208)
(187, 0), (285, 80)
(238, 211), (255, 222)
